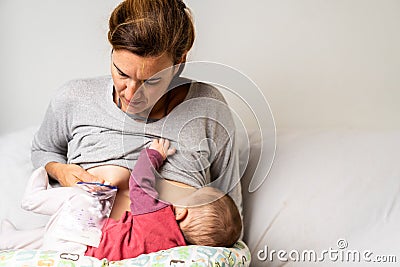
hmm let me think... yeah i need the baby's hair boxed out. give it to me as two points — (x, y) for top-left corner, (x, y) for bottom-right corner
(179, 187), (242, 247)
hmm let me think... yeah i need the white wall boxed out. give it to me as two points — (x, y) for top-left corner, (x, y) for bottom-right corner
(1, 0), (399, 135)
(187, 0), (400, 131)
(0, 0), (119, 134)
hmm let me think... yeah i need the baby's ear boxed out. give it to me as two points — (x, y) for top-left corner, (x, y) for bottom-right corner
(174, 207), (188, 221)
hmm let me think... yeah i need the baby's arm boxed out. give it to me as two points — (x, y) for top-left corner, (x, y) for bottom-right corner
(129, 139), (175, 215)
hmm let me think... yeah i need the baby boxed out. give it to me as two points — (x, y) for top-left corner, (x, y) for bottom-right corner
(0, 139), (242, 261)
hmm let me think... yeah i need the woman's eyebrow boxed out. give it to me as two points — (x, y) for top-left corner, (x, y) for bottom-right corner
(113, 62), (129, 77)
(112, 62), (161, 82)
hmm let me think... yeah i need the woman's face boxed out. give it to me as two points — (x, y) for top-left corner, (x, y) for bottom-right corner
(111, 49), (178, 116)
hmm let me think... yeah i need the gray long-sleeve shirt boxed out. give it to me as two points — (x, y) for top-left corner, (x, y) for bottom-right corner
(31, 76), (242, 215)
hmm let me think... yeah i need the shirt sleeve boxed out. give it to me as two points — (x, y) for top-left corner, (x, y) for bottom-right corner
(206, 85), (243, 219)
(31, 91), (72, 169)
(209, 130), (243, 219)
(129, 148), (169, 215)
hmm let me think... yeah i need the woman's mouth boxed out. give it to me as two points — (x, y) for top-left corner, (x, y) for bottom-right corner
(123, 98), (144, 106)
(131, 100), (143, 105)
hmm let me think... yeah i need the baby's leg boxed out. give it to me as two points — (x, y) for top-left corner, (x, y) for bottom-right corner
(41, 193), (92, 255)
(21, 167), (79, 215)
(0, 219), (44, 250)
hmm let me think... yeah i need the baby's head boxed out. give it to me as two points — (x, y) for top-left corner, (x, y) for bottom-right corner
(173, 187), (242, 247)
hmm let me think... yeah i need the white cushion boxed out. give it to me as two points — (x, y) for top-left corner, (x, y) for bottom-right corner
(0, 127), (49, 229)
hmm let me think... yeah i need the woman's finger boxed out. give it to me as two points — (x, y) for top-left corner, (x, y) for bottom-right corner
(79, 170), (104, 184)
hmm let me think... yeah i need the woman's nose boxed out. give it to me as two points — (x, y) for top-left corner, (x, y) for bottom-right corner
(124, 80), (141, 101)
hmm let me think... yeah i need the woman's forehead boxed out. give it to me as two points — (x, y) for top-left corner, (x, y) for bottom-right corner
(112, 49), (174, 79)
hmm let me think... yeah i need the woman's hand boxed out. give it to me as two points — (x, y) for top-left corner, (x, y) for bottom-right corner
(149, 138), (176, 160)
(45, 162), (104, 187)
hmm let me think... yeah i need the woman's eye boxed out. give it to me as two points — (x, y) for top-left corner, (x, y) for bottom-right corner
(144, 79), (160, 85)
(119, 72), (128, 78)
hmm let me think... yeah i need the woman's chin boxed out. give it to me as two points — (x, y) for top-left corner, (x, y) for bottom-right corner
(125, 105), (148, 116)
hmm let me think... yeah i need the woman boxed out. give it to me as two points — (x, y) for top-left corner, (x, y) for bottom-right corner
(31, 0), (242, 220)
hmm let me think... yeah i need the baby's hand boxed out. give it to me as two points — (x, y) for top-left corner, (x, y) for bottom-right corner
(149, 138), (176, 160)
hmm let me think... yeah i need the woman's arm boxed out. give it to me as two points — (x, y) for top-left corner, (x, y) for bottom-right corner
(31, 86), (100, 186)
(31, 99), (69, 170)
(209, 131), (243, 218)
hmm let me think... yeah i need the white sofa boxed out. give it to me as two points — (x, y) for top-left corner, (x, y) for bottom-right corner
(1, 126), (400, 266)
(241, 128), (400, 266)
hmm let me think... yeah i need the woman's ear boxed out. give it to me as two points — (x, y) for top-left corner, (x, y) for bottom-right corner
(174, 207), (188, 221)
(173, 53), (187, 76)
(177, 53), (187, 65)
